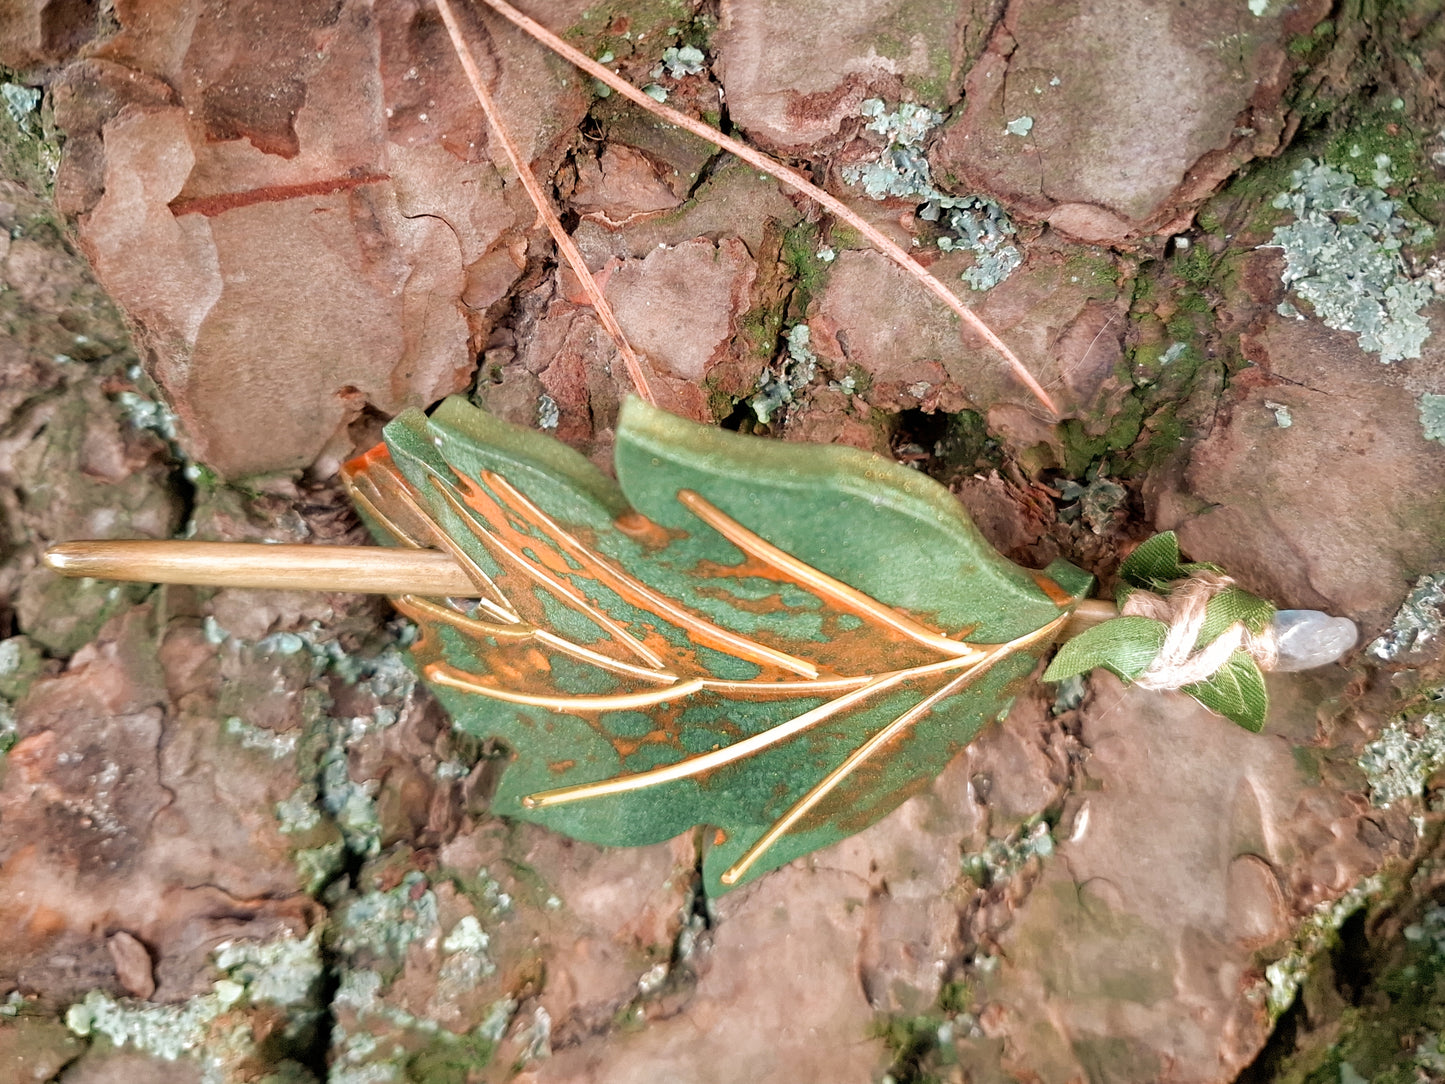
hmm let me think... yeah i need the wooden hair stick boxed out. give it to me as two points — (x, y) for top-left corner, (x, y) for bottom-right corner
(44, 540), (479, 597)
(44, 538), (1119, 634)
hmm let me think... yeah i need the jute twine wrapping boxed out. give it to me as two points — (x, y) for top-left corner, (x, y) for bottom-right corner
(1120, 570), (1278, 690)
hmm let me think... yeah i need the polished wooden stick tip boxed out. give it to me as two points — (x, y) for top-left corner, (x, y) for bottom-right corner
(43, 540), (480, 596)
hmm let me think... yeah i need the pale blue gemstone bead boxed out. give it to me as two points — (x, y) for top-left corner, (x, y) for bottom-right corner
(1271, 609), (1358, 672)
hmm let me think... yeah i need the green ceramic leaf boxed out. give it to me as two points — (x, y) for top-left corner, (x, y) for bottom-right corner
(345, 396), (1091, 894)
(1041, 616), (1169, 683)
(1182, 651), (1269, 732)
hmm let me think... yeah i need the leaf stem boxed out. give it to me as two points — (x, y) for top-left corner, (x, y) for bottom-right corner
(434, 0), (659, 407)
(1063, 598), (1123, 637)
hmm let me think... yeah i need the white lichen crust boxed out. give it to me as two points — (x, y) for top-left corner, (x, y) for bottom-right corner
(64, 930), (324, 1083)
(1369, 572), (1445, 662)
(843, 99), (1023, 291)
(1358, 708), (1445, 809)
(1266, 159), (1434, 362)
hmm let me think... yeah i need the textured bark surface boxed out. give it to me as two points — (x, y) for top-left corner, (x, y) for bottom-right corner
(1, 1), (1444, 1082)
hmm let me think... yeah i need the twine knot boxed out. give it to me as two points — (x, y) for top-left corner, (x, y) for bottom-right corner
(1120, 570), (1277, 691)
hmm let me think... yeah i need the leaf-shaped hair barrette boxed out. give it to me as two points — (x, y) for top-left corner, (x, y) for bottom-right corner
(42, 0), (1358, 895)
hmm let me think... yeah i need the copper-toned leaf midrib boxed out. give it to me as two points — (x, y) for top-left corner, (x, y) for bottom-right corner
(394, 594), (681, 685)
(430, 477), (675, 672)
(722, 660), (982, 885)
(676, 489), (982, 659)
(347, 458), (517, 620)
(471, 469), (828, 678)
(523, 614), (1067, 886)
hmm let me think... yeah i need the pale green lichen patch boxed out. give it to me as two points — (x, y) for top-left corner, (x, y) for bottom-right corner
(1265, 159), (1434, 362)
(1420, 393), (1445, 446)
(64, 930), (323, 1080)
(115, 385), (180, 442)
(1357, 710), (1445, 808)
(0, 76), (61, 190)
(637, 961), (669, 995)
(245, 627), (417, 873)
(441, 915), (489, 956)
(0, 700), (15, 755)
(233, 620), (417, 697)
(477, 997), (517, 1042)
(213, 928), (324, 1008)
(319, 741), (383, 858)
(436, 915), (497, 995)
(851, 100), (940, 180)
(1056, 472), (1127, 535)
(294, 841), (346, 893)
(466, 867), (514, 917)
(203, 617), (426, 895)
(517, 1005), (553, 1063)
(1265, 400), (1293, 428)
(328, 952), (512, 1082)
(750, 323), (818, 423)
(652, 44), (704, 78)
(1159, 341), (1188, 365)
(1368, 572), (1445, 662)
(939, 200), (1024, 291)
(334, 968), (385, 1014)
(0, 635), (43, 701)
(255, 630), (308, 656)
(331, 1061), (401, 1084)
(1403, 903), (1445, 956)
(65, 985), (242, 1061)
(1005, 115), (1034, 137)
(333, 872), (441, 966)
(842, 99), (1022, 290)
(276, 785), (323, 834)
(1415, 1038), (1445, 1078)
(224, 715), (299, 759)
(960, 820), (1055, 885)
(351, 640), (419, 701)
(1, 82), (40, 126)
(1261, 876), (1382, 1017)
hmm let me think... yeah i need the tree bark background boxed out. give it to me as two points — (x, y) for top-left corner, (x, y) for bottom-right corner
(0, 2), (1443, 1082)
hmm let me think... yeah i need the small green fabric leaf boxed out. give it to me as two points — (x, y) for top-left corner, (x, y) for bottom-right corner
(1116, 533), (1228, 601)
(1194, 586), (1276, 647)
(1042, 616), (1169, 683)
(1182, 651), (1269, 732)
(1118, 532), (1184, 589)
(1050, 532), (1271, 731)
(1178, 560), (1225, 576)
